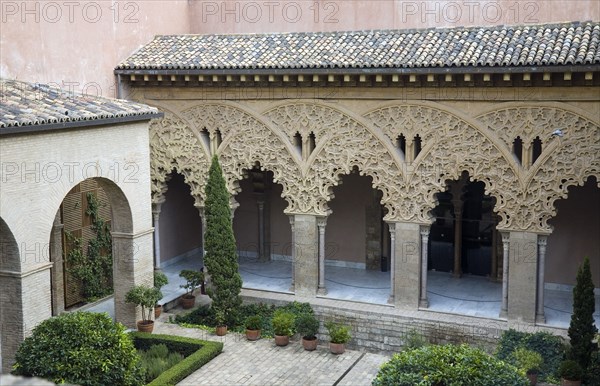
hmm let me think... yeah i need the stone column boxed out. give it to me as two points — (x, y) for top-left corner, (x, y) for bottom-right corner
(507, 231), (538, 323)
(387, 222), (396, 304)
(452, 204), (463, 278)
(112, 229), (154, 327)
(292, 214), (318, 297)
(317, 217), (327, 295)
(490, 219), (499, 281)
(288, 215), (295, 292)
(196, 205), (206, 257)
(500, 232), (510, 318)
(393, 222), (421, 308)
(257, 199), (266, 261)
(152, 203), (162, 269)
(50, 211), (65, 315)
(536, 235), (548, 324)
(420, 226), (430, 308)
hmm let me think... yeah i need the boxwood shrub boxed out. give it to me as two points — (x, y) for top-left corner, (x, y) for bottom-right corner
(372, 344), (528, 386)
(12, 312), (144, 386)
(495, 329), (567, 381)
(130, 332), (223, 386)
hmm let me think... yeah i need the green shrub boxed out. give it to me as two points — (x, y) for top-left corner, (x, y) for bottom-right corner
(511, 347), (543, 374)
(296, 313), (320, 339)
(175, 301), (313, 337)
(568, 257), (598, 373)
(272, 310), (295, 336)
(558, 359), (583, 381)
(138, 344), (183, 383)
(588, 351), (600, 385)
(204, 155), (243, 322)
(496, 328), (566, 381)
(131, 332), (223, 386)
(245, 315), (262, 330)
(12, 312), (143, 386)
(373, 344), (528, 386)
(325, 321), (351, 344)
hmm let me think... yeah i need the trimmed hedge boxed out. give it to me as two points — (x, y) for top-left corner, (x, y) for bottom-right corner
(130, 332), (223, 386)
(373, 344), (528, 386)
(496, 329), (567, 381)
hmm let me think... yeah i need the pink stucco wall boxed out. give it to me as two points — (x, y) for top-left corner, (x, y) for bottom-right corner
(2, 1), (598, 96)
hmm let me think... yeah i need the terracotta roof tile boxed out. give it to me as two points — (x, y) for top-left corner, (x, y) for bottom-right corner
(117, 21), (600, 72)
(0, 79), (160, 130)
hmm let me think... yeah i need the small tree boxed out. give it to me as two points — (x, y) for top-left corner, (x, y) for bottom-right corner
(203, 155), (242, 323)
(568, 256), (598, 373)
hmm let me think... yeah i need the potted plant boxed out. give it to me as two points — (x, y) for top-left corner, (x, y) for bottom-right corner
(125, 285), (161, 333)
(512, 347), (543, 386)
(179, 269), (204, 309)
(559, 360), (583, 386)
(325, 321), (351, 354)
(153, 270), (168, 318)
(214, 308), (227, 336)
(296, 313), (320, 351)
(245, 315), (262, 341)
(272, 310), (295, 346)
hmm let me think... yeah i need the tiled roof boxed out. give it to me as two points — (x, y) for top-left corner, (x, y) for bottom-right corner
(117, 21), (600, 72)
(0, 79), (161, 132)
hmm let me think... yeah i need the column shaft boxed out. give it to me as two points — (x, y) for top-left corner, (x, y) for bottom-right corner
(453, 206), (463, 278)
(152, 204), (161, 269)
(536, 236), (547, 323)
(317, 217), (327, 295)
(288, 216), (295, 292)
(387, 223), (396, 304)
(420, 227), (430, 307)
(500, 232), (510, 318)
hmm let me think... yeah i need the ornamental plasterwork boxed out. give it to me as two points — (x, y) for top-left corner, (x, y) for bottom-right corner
(149, 113), (209, 206)
(149, 100), (598, 233)
(478, 107), (600, 233)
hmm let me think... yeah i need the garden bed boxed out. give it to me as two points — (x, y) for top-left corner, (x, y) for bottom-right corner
(130, 332), (223, 386)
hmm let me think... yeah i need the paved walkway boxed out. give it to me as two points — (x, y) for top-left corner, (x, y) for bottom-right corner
(153, 320), (390, 386)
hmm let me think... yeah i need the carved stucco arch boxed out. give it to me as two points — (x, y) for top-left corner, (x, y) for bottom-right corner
(180, 103), (303, 214)
(264, 102), (405, 218)
(362, 102), (519, 225)
(478, 104), (600, 233)
(149, 109), (210, 206)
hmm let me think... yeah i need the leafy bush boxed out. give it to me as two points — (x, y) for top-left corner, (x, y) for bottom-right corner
(138, 344), (183, 383)
(559, 359), (583, 381)
(179, 270), (204, 297)
(245, 315), (262, 330)
(203, 155), (243, 322)
(588, 351), (600, 385)
(272, 310), (295, 336)
(131, 332), (223, 386)
(325, 321), (351, 344)
(12, 312), (143, 386)
(175, 301), (313, 337)
(125, 285), (162, 322)
(496, 328), (566, 381)
(296, 313), (320, 339)
(373, 344), (528, 386)
(511, 347), (543, 374)
(568, 256), (598, 372)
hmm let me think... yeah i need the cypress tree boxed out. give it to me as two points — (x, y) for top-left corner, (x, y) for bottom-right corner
(203, 155), (242, 323)
(568, 256), (598, 372)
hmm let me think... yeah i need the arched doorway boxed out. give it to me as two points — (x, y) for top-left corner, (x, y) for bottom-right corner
(233, 166), (292, 292)
(50, 180), (114, 316)
(322, 170), (391, 304)
(544, 176), (600, 327)
(157, 172), (203, 269)
(0, 217), (21, 372)
(426, 172), (502, 317)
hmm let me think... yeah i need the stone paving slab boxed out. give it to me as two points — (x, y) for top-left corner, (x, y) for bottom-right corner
(153, 321), (390, 386)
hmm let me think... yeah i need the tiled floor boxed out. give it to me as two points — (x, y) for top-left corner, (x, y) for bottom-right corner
(86, 255), (600, 329)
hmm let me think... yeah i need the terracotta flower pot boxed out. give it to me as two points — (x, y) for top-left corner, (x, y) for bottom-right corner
(137, 320), (154, 333)
(246, 329), (260, 341)
(216, 325), (227, 336)
(329, 342), (345, 354)
(181, 294), (196, 309)
(302, 337), (318, 351)
(561, 379), (582, 386)
(274, 335), (289, 346)
(154, 305), (162, 318)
